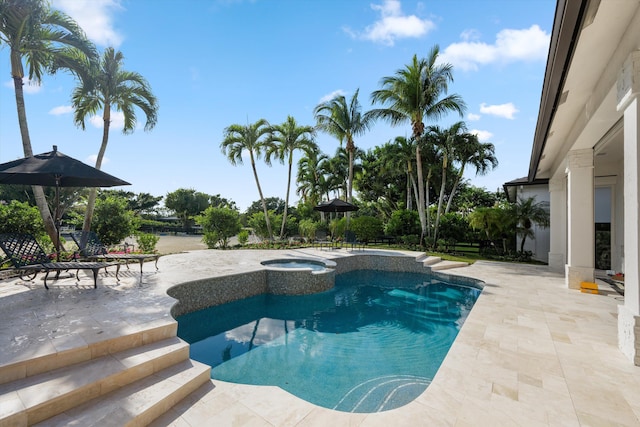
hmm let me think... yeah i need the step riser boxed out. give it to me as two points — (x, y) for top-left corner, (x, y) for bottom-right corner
(25, 344), (190, 425)
(129, 368), (211, 427)
(0, 322), (177, 386)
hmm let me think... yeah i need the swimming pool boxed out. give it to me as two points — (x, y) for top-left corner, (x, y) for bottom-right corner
(261, 258), (329, 271)
(176, 269), (481, 413)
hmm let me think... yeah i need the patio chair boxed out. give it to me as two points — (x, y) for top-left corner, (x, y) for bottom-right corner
(0, 233), (119, 289)
(313, 230), (335, 250)
(70, 231), (160, 274)
(344, 230), (364, 251)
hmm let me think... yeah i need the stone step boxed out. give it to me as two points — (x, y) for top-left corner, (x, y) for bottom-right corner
(0, 320), (178, 386)
(422, 256), (442, 266)
(0, 336), (189, 426)
(430, 260), (469, 271)
(35, 359), (211, 427)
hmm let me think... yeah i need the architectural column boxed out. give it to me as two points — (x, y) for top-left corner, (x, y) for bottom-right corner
(565, 149), (594, 289)
(617, 50), (640, 365)
(548, 175), (566, 273)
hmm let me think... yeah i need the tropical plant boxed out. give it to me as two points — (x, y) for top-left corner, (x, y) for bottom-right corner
(71, 47), (158, 232)
(0, 200), (45, 238)
(314, 88), (373, 205)
(296, 150), (329, 207)
(93, 195), (137, 246)
(368, 46), (466, 245)
(221, 119), (275, 239)
(514, 196), (550, 253)
(385, 209), (421, 238)
(266, 116), (317, 239)
(0, 0), (97, 247)
(135, 232), (159, 253)
(350, 216), (383, 243)
(427, 121), (468, 243)
(444, 136), (498, 214)
(196, 206), (242, 249)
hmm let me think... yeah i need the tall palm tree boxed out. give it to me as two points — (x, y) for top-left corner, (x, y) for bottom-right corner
(445, 137), (498, 214)
(427, 121), (468, 242)
(0, 0), (97, 247)
(313, 88), (373, 204)
(368, 45), (466, 245)
(266, 116), (317, 239)
(296, 151), (328, 207)
(221, 119), (274, 239)
(72, 47), (158, 231)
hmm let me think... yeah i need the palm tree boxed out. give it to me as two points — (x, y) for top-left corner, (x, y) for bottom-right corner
(221, 119), (275, 239)
(313, 88), (373, 204)
(296, 151), (328, 207)
(515, 196), (550, 253)
(445, 137), (498, 214)
(266, 116), (317, 239)
(369, 45), (466, 245)
(1, 0), (97, 247)
(72, 47), (158, 232)
(427, 121), (467, 243)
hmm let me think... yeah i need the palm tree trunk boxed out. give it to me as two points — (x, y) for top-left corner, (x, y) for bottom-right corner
(250, 153), (273, 240)
(425, 169), (432, 239)
(12, 72), (58, 247)
(83, 106), (111, 232)
(346, 145), (354, 228)
(445, 164), (466, 215)
(434, 155), (448, 243)
(280, 152), (293, 239)
(415, 145), (427, 245)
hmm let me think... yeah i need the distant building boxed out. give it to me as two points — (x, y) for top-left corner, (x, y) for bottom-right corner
(518, 0), (640, 365)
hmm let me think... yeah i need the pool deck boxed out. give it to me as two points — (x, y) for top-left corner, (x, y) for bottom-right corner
(1, 248), (639, 426)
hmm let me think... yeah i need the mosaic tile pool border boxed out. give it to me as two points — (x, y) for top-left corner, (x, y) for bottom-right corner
(167, 254), (483, 317)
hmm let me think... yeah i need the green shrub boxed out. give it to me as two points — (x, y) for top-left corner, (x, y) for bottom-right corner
(0, 200), (45, 238)
(196, 207), (241, 249)
(237, 229), (249, 245)
(385, 210), (420, 238)
(298, 219), (319, 242)
(93, 196), (137, 246)
(350, 216), (383, 243)
(135, 232), (159, 253)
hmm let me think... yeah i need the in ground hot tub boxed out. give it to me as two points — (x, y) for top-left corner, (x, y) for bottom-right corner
(261, 258), (336, 295)
(261, 258), (334, 271)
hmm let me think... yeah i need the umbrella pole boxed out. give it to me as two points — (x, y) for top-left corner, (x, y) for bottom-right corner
(55, 179), (61, 262)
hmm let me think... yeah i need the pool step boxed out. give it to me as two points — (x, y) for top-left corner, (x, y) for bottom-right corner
(333, 375), (431, 413)
(0, 335), (210, 426)
(430, 260), (469, 271)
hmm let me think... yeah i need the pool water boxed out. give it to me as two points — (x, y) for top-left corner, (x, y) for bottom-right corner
(176, 270), (481, 413)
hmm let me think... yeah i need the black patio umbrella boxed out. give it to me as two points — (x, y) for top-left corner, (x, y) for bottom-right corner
(0, 145), (130, 260)
(313, 198), (359, 213)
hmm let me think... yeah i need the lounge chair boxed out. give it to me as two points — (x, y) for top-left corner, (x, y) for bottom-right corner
(70, 231), (160, 274)
(0, 233), (119, 289)
(344, 230), (364, 251)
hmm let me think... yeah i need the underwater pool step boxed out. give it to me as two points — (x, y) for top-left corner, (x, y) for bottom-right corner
(333, 375), (431, 413)
(34, 359), (211, 427)
(0, 336), (191, 425)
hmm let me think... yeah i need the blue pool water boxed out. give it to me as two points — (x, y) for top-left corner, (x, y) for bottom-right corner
(176, 270), (481, 413)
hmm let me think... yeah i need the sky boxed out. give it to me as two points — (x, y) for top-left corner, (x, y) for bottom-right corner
(0, 0), (556, 212)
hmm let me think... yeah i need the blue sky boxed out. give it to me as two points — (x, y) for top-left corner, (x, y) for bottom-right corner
(0, 0), (555, 211)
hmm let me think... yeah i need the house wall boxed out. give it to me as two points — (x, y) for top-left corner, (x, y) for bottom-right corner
(514, 184), (550, 263)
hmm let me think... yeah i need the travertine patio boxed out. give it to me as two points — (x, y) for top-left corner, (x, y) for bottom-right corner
(0, 248), (638, 426)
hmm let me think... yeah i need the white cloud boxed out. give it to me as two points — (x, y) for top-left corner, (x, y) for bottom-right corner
(440, 25), (549, 71)
(467, 113), (481, 121)
(4, 79), (43, 94)
(470, 129), (493, 142)
(319, 89), (346, 104)
(53, 0), (124, 47)
(89, 111), (125, 130)
(480, 102), (518, 119)
(344, 0), (435, 46)
(49, 105), (73, 115)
